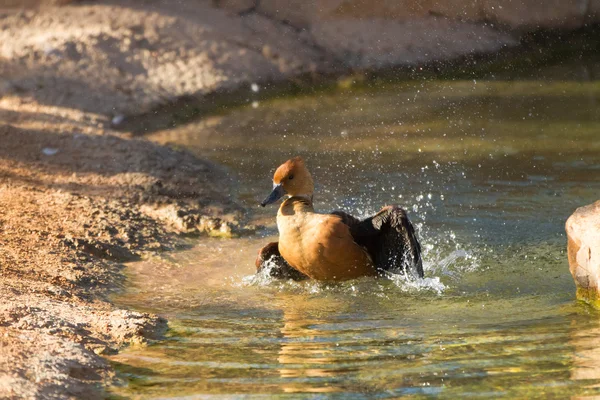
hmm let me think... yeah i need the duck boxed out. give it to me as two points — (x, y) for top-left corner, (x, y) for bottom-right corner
(256, 156), (423, 281)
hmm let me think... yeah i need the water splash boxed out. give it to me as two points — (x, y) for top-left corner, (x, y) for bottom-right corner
(385, 272), (447, 295)
(424, 247), (480, 278)
(242, 254), (447, 295)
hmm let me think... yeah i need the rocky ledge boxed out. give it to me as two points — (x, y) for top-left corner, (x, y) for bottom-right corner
(567, 200), (600, 307)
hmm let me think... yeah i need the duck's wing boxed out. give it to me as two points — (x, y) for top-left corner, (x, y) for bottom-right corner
(256, 242), (308, 281)
(329, 210), (362, 228)
(307, 215), (375, 280)
(332, 206), (423, 278)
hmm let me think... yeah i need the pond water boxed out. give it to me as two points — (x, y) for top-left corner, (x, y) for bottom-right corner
(110, 64), (600, 398)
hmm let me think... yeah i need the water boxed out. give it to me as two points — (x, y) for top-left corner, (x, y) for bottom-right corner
(110, 65), (600, 398)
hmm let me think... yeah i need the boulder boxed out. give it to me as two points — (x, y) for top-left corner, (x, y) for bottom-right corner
(566, 200), (600, 305)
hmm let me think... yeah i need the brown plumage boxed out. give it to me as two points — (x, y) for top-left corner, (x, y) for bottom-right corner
(277, 196), (376, 280)
(258, 157), (423, 281)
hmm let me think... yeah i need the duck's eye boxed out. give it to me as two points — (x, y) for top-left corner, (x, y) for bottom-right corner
(289, 175), (294, 180)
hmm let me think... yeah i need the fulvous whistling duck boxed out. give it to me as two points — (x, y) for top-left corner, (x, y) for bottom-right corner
(256, 157), (423, 281)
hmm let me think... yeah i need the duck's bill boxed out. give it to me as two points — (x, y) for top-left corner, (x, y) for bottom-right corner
(260, 183), (285, 207)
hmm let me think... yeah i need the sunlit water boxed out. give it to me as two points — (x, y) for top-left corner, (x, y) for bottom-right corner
(110, 65), (600, 398)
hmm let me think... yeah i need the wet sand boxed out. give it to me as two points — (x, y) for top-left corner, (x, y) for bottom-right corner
(0, 95), (246, 397)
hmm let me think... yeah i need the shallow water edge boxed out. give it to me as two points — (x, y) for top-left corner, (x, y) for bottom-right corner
(109, 51), (600, 398)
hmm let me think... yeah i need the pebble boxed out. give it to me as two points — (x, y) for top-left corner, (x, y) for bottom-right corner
(111, 115), (125, 125)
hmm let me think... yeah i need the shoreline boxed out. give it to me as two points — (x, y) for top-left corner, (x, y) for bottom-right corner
(0, 101), (245, 397)
(117, 25), (600, 136)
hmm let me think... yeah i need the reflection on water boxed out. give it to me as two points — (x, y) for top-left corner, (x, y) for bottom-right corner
(110, 65), (600, 398)
(571, 315), (600, 387)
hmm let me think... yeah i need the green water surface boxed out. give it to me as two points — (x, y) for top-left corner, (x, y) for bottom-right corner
(110, 63), (600, 399)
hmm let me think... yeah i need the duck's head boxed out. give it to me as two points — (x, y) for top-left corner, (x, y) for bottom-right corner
(260, 156), (314, 207)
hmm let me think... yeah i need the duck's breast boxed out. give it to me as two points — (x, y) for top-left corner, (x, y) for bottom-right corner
(278, 213), (375, 280)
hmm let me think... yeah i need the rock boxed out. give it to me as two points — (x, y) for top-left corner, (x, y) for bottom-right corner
(566, 200), (600, 306)
(481, 0), (586, 29)
(140, 203), (238, 237)
(62, 237), (140, 262)
(111, 114), (125, 126)
(107, 310), (167, 342)
(41, 147), (59, 156)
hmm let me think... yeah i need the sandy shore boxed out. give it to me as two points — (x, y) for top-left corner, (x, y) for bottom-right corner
(0, 2), (275, 396)
(0, 94), (246, 397)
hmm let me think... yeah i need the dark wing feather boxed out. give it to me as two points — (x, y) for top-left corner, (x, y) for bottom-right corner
(333, 206), (423, 278)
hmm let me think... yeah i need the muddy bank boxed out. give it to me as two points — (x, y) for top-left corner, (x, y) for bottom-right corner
(0, 95), (243, 397)
(2, 0), (600, 122)
(0, 0), (519, 119)
(0, 0), (333, 117)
